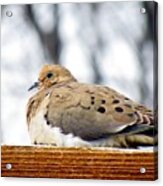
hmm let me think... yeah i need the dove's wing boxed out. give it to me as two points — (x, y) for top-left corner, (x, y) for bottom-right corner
(46, 82), (153, 141)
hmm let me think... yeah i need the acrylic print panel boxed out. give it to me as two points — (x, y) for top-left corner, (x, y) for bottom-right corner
(1, 1), (158, 180)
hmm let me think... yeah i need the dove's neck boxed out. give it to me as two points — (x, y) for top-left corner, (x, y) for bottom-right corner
(57, 75), (77, 84)
(48, 80), (74, 90)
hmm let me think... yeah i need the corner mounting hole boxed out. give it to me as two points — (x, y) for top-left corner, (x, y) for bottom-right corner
(6, 163), (12, 170)
(140, 167), (146, 174)
(6, 11), (13, 17)
(140, 8), (146, 14)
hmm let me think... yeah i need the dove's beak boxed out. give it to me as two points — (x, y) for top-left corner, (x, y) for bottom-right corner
(28, 82), (39, 91)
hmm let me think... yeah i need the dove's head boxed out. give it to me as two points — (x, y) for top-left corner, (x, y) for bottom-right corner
(28, 64), (76, 91)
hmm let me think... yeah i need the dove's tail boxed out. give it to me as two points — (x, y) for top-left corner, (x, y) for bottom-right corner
(120, 108), (158, 148)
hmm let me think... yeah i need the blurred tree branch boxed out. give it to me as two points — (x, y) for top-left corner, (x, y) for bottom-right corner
(76, 3), (103, 84)
(25, 5), (61, 64)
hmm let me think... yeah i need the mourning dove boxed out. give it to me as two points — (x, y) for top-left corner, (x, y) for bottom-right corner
(26, 64), (156, 148)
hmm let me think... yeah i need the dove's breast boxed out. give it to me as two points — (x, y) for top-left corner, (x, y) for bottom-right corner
(27, 91), (90, 147)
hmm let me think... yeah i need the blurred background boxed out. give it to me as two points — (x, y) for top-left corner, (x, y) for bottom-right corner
(1, 1), (156, 144)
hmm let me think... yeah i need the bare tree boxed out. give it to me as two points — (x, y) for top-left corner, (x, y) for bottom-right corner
(24, 5), (61, 64)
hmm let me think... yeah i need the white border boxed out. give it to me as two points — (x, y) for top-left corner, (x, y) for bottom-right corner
(0, 0), (162, 185)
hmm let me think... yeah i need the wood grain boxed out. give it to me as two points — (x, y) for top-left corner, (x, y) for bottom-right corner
(1, 145), (158, 180)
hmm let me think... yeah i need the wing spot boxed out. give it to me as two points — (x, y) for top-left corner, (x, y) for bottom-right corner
(46, 120), (50, 125)
(115, 107), (124, 113)
(91, 101), (95, 105)
(101, 100), (106, 104)
(44, 114), (47, 119)
(91, 96), (95, 105)
(112, 99), (120, 104)
(97, 106), (106, 113)
(44, 114), (50, 125)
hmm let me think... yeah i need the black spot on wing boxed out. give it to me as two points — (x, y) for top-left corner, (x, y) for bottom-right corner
(101, 100), (106, 104)
(115, 107), (124, 113)
(112, 99), (120, 104)
(91, 101), (95, 105)
(97, 106), (106, 113)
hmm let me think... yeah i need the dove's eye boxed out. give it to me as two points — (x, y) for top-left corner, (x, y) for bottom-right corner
(46, 72), (53, 78)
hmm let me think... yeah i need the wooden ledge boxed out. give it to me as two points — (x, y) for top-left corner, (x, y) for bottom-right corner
(1, 145), (158, 180)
